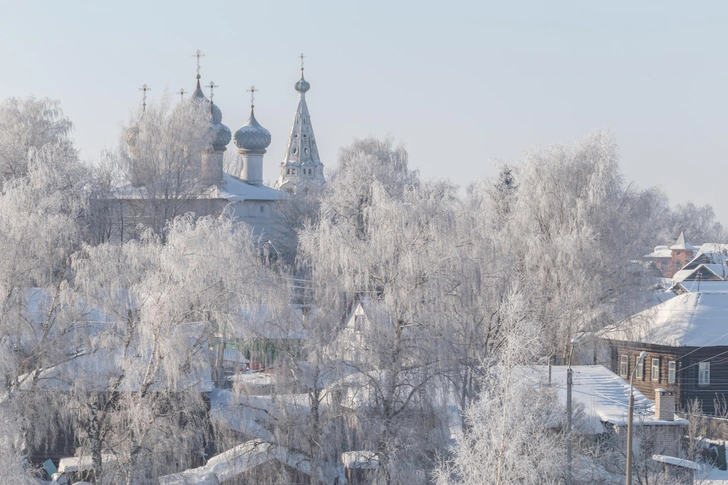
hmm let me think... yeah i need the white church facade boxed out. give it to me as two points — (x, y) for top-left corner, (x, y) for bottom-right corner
(99, 54), (325, 243)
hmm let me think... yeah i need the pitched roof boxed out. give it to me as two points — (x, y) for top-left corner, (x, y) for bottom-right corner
(522, 366), (686, 434)
(602, 292), (728, 347)
(670, 231), (696, 251)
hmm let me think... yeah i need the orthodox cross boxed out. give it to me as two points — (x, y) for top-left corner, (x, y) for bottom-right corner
(177, 88), (187, 101)
(138, 84), (151, 113)
(207, 81), (218, 114)
(247, 85), (258, 109)
(192, 49), (205, 78)
(299, 52), (306, 72)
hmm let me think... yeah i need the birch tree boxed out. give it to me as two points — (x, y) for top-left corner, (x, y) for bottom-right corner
(0, 96), (75, 180)
(68, 212), (271, 484)
(434, 289), (566, 485)
(299, 138), (457, 482)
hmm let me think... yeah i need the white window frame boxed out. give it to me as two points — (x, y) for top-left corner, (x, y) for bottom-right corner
(668, 361), (676, 384)
(699, 362), (710, 385)
(635, 356), (644, 379)
(620, 355), (629, 377)
(651, 358), (660, 382)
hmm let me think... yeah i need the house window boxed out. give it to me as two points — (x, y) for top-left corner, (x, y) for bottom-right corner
(620, 355), (629, 377)
(651, 358), (660, 381)
(699, 362), (710, 385)
(635, 356), (644, 379)
(354, 315), (365, 333)
(668, 361), (676, 384)
(260, 205), (264, 213)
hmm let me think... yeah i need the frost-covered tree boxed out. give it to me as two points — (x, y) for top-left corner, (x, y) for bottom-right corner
(69, 213), (271, 484)
(435, 289), (566, 485)
(0, 143), (91, 479)
(0, 96), (75, 180)
(96, 95), (214, 240)
(300, 138), (458, 481)
(496, 131), (668, 360)
(669, 201), (724, 244)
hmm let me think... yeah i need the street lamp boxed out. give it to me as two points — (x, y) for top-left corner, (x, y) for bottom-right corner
(567, 338), (579, 485)
(626, 350), (647, 485)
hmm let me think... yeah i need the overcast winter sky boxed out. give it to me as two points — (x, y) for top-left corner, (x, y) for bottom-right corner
(0, 1), (726, 224)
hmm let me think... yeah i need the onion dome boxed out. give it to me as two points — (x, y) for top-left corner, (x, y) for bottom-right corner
(125, 126), (140, 147)
(234, 108), (271, 151)
(210, 123), (232, 150)
(187, 77), (230, 149)
(294, 74), (310, 94)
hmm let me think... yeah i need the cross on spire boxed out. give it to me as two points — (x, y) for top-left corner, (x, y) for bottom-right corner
(177, 88), (187, 101)
(192, 49), (205, 79)
(247, 85), (258, 109)
(299, 53), (306, 72)
(138, 84), (151, 113)
(207, 81), (219, 114)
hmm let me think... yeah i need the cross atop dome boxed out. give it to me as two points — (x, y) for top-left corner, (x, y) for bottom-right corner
(247, 85), (258, 109)
(192, 49), (205, 80)
(138, 84), (151, 113)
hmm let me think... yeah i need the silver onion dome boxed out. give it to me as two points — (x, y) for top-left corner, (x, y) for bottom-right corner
(294, 75), (310, 94)
(210, 123), (232, 150)
(234, 109), (271, 151)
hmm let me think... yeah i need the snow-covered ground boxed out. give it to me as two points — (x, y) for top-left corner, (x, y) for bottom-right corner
(699, 465), (728, 483)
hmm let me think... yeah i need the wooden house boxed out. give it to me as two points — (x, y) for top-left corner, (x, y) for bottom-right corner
(602, 291), (728, 415)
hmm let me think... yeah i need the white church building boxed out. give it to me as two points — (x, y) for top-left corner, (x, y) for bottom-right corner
(100, 54), (325, 242)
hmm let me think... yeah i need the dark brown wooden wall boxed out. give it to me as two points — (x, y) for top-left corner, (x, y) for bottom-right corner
(606, 340), (728, 416)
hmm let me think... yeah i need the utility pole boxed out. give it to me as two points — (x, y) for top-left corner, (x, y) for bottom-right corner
(567, 338), (579, 485)
(626, 351), (647, 485)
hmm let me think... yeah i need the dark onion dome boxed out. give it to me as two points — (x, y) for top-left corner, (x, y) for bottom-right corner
(125, 125), (140, 147)
(187, 77), (230, 149)
(294, 74), (310, 94)
(234, 109), (271, 152)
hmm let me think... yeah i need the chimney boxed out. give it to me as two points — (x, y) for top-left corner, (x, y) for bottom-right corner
(655, 388), (675, 421)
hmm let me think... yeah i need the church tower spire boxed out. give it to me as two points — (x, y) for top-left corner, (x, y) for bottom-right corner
(274, 54), (325, 192)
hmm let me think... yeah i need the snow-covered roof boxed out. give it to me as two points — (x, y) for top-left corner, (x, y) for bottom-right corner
(158, 440), (312, 485)
(207, 174), (285, 202)
(522, 366), (687, 434)
(602, 292), (728, 347)
(110, 173), (284, 203)
(58, 454), (117, 473)
(670, 232), (696, 251)
(644, 246), (672, 259)
(652, 454), (699, 470)
(672, 280), (728, 294)
(341, 451), (379, 470)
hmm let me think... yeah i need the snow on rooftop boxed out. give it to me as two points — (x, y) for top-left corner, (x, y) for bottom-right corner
(209, 174), (285, 202)
(602, 292), (728, 347)
(645, 246), (672, 259)
(111, 173), (285, 202)
(652, 454), (699, 470)
(158, 440), (311, 485)
(670, 232), (696, 251)
(522, 366), (687, 434)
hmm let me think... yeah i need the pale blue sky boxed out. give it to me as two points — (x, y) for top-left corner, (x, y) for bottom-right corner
(0, 1), (726, 224)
